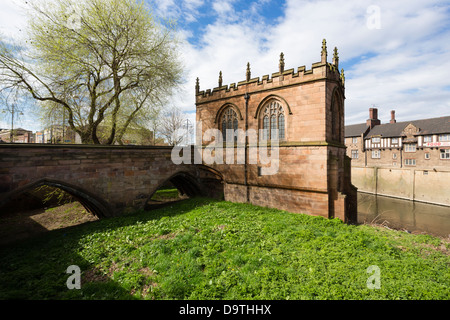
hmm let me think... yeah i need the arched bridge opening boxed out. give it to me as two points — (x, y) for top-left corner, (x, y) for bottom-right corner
(0, 179), (111, 218)
(145, 168), (224, 210)
(0, 179), (111, 245)
(0, 144), (225, 226)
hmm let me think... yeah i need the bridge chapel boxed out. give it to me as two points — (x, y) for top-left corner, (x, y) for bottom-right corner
(196, 39), (357, 222)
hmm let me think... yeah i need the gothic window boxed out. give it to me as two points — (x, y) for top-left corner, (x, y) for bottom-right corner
(331, 92), (342, 143)
(260, 100), (285, 141)
(221, 107), (238, 142)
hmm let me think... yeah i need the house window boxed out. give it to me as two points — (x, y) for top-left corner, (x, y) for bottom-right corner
(260, 100), (285, 141)
(439, 134), (450, 142)
(372, 137), (380, 143)
(352, 137), (358, 144)
(391, 138), (398, 144)
(351, 150), (359, 159)
(404, 144), (416, 152)
(372, 150), (381, 159)
(440, 149), (450, 159)
(423, 136), (432, 143)
(221, 108), (238, 142)
(425, 153), (430, 160)
(393, 153), (397, 159)
(405, 159), (416, 166)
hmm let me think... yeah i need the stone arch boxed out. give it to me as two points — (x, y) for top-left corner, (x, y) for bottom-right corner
(330, 87), (344, 143)
(214, 103), (243, 124)
(146, 166), (224, 207)
(253, 94), (292, 119)
(0, 178), (112, 218)
(147, 170), (205, 204)
(255, 95), (290, 141)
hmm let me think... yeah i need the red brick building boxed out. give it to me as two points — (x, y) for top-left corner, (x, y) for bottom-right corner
(0, 128), (33, 143)
(345, 108), (450, 169)
(196, 40), (357, 222)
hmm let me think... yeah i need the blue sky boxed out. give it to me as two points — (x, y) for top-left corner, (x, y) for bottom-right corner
(1, 0), (450, 132)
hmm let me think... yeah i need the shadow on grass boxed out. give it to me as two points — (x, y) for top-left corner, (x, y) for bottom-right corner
(0, 197), (218, 300)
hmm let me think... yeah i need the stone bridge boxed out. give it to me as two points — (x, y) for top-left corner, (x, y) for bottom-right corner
(0, 144), (223, 218)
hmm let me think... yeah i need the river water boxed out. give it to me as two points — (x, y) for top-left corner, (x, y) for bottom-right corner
(357, 192), (450, 238)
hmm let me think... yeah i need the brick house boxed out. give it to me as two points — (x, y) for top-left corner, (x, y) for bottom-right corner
(345, 108), (450, 169)
(0, 128), (33, 143)
(196, 40), (357, 222)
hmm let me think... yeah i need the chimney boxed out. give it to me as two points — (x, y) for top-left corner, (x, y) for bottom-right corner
(366, 107), (381, 129)
(390, 110), (396, 124)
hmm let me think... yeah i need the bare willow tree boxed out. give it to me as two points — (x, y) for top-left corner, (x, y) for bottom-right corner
(0, 0), (182, 144)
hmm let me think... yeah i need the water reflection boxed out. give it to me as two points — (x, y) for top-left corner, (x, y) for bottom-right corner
(357, 192), (450, 238)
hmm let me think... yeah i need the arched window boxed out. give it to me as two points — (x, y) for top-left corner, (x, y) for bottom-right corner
(331, 91), (342, 143)
(221, 107), (239, 142)
(260, 100), (285, 141)
(222, 119), (227, 141)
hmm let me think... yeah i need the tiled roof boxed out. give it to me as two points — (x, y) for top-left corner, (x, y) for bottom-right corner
(344, 123), (369, 137)
(366, 116), (450, 138)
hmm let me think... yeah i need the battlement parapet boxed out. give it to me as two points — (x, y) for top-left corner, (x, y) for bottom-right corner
(196, 40), (344, 103)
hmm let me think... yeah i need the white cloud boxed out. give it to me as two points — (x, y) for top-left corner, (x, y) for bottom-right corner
(1, 0), (450, 131)
(212, 0), (234, 16)
(175, 0), (450, 126)
(0, 0), (29, 43)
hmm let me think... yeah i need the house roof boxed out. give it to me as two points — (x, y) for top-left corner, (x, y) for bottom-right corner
(344, 123), (369, 137)
(366, 116), (450, 138)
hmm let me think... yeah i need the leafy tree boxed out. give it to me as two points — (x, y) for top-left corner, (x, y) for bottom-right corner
(0, 0), (182, 144)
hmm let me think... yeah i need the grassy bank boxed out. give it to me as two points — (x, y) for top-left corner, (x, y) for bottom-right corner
(0, 198), (448, 300)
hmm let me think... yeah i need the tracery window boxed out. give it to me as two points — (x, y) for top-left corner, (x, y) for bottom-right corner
(221, 107), (238, 142)
(261, 101), (285, 141)
(331, 92), (342, 143)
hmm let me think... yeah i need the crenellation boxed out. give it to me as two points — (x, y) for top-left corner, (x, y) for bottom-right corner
(196, 39), (356, 222)
(196, 43), (342, 103)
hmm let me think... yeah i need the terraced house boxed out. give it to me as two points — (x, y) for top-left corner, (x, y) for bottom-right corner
(345, 108), (450, 169)
(345, 107), (450, 206)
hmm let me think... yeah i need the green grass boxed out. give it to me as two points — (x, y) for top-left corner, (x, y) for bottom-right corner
(0, 197), (448, 300)
(150, 188), (181, 201)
